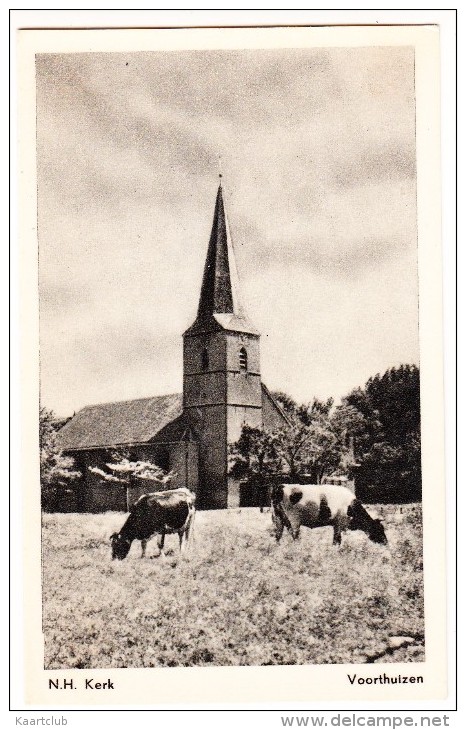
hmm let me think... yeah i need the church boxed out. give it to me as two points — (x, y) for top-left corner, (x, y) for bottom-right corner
(57, 180), (288, 511)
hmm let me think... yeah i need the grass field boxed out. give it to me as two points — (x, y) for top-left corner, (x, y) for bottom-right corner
(42, 504), (424, 669)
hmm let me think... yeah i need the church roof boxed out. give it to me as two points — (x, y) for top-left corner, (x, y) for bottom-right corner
(184, 183), (259, 336)
(56, 386), (289, 453)
(56, 393), (183, 451)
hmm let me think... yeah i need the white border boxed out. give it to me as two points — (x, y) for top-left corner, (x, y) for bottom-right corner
(9, 7), (457, 721)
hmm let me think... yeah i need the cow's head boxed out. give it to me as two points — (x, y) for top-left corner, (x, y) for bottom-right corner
(368, 518), (388, 545)
(110, 532), (131, 560)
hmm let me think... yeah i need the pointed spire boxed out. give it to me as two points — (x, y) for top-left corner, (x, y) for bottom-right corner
(184, 181), (259, 336)
(197, 183), (244, 319)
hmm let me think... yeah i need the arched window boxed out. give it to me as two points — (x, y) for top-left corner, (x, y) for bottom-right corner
(201, 348), (209, 371)
(239, 347), (248, 372)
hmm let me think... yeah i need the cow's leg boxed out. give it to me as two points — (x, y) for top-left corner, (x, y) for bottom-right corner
(140, 539), (147, 558)
(180, 514), (194, 553)
(189, 511), (195, 545)
(157, 532), (166, 557)
(333, 523), (342, 546)
(288, 513), (301, 541)
(272, 511), (284, 542)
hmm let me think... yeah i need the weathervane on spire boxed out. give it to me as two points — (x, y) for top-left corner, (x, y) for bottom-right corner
(218, 155), (223, 183)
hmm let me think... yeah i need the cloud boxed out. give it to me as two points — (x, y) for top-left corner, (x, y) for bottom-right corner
(36, 47), (419, 414)
(332, 146), (416, 188)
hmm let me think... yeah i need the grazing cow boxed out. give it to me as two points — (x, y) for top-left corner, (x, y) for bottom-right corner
(110, 487), (196, 560)
(271, 484), (387, 546)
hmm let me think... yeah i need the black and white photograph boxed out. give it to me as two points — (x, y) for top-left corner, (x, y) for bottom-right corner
(17, 23), (447, 705)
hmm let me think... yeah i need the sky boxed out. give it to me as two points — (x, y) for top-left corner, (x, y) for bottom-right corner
(36, 47), (418, 417)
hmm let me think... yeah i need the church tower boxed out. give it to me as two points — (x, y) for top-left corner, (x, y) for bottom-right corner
(183, 180), (262, 509)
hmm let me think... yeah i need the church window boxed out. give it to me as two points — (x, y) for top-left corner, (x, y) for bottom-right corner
(239, 347), (248, 371)
(201, 348), (209, 371)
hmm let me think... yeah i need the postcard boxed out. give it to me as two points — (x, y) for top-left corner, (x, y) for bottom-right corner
(17, 23), (446, 705)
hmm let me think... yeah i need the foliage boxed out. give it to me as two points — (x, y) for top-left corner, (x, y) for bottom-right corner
(40, 406), (81, 511)
(272, 391), (301, 417)
(228, 426), (281, 507)
(269, 421), (317, 479)
(231, 395), (359, 486)
(89, 449), (174, 488)
(342, 365), (421, 501)
(273, 393), (334, 423)
(228, 426), (280, 481)
(272, 365), (421, 501)
(42, 506), (424, 669)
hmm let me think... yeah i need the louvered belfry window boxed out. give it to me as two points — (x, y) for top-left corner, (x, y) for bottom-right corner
(201, 348), (209, 371)
(239, 347), (248, 371)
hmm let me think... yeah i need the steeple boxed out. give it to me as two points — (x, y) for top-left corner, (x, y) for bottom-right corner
(182, 177), (263, 510)
(184, 181), (259, 336)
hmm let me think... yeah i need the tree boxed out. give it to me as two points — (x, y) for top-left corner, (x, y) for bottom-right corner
(234, 365), (421, 503)
(272, 392), (334, 423)
(269, 423), (314, 479)
(272, 391), (299, 418)
(331, 403), (367, 441)
(228, 426), (281, 507)
(40, 406), (81, 511)
(89, 450), (174, 488)
(298, 414), (342, 483)
(342, 365), (421, 501)
(271, 399), (355, 483)
(228, 426), (279, 482)
(230, 397), (353, 490)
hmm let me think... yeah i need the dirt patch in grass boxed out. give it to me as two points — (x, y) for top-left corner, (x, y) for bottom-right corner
(42, 505), (424, 668)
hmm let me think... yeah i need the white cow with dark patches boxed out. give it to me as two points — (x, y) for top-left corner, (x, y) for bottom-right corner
(271, 484), (387, 546)
(110, 487), (196, 560)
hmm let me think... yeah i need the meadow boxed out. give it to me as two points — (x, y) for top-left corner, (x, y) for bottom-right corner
(42, 504), (424, 668)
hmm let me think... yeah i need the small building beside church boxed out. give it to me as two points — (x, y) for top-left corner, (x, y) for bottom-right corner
(57, 182), (288, 511)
